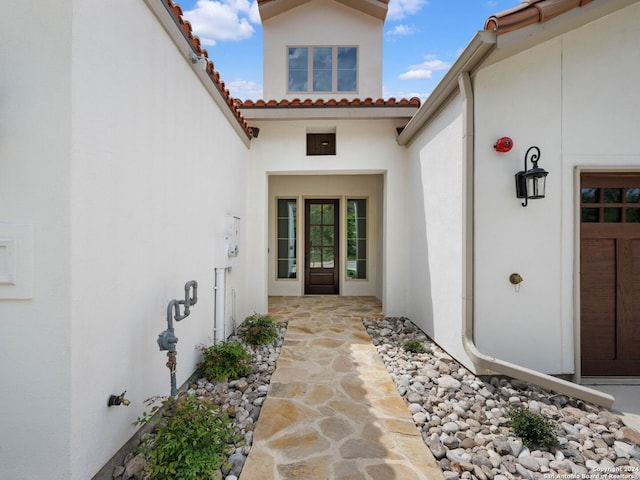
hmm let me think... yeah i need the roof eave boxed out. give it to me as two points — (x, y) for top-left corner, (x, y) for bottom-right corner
(240, 105), (418, 121)
(258, 0), (387, 21)
(396, 30), (497, 146)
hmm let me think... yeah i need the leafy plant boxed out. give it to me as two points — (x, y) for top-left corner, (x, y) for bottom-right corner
(136, 393), (241, 480)
(197, 340), (252, 382)
(507, 405), (558, 449)
(237, 313), (278, 345)
(402, 339), (426, 354)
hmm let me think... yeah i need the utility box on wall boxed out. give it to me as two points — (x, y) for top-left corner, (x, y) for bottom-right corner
(224, 215), (240, 261)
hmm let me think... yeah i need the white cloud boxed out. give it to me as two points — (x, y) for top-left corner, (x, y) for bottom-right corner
(227, 78), (263, 100)
(183, 0), (260, 46)
(387, 0), (428, 21)
(398, 55), (450, 80)
(386, 24), (417, 37)
(383, 86), (431, 102)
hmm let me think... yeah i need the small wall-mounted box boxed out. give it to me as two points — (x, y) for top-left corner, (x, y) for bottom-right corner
(224, 215), (240, 259)
(0, 223), (34, 299)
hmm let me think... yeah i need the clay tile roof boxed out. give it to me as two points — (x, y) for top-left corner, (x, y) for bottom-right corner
(485, 0), (595, 35)
(163, 0), (252, 138)
(239, 97), (421, 108)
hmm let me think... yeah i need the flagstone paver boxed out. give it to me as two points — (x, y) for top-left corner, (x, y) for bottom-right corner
(240, 296), (444, 480)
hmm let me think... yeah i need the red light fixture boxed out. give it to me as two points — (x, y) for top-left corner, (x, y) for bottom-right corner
(494, 137), (513, 152)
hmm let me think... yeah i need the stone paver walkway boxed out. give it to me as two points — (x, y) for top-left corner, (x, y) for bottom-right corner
(240, 296), (444, 480)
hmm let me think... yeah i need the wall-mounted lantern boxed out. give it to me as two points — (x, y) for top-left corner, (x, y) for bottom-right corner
(515, 146), (548, 207)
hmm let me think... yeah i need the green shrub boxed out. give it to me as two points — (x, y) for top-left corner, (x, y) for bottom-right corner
(197, 340), (252, 382)
(402, 339), (426, 354)
(237, 313), (278, 345)
(507, 405), (558, 449)
(135, 394), (241, 480)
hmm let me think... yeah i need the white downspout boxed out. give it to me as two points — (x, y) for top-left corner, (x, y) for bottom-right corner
(214, 268), (227, 343)
(457, 72), (614, 409)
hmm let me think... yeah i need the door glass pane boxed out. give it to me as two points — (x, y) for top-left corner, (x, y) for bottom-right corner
(582, 208), (599, 223)
(322, 247), (334, 268)
(310, 204), (322, 224)
(323, 204), (334, 224)
(310, 226), (322, 246)
(322, 226), (333, 246)
(276, 199), (297, 279)
(288, 48), (308, 92)
(604, 188), (622, 203)
(626, 208), (640, 223)
(581, 188), (599, 203)
(604, 208), (621, 222)
(310, 247), (321, 267)
(313, 48), (332, 92)
(626, 188), (640, 203)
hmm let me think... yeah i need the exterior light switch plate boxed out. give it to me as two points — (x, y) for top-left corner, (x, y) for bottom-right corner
(0, 224), (34, 299)
(0, 237), (17, 284)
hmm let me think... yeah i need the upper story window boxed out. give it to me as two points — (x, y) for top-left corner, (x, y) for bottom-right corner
(288, 46), (357, 93)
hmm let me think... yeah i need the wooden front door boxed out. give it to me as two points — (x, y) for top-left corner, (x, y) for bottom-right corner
(305, 199), (339, 295)
(580, 173), (640, 376)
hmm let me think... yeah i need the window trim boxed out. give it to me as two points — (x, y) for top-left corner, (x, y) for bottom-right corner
(346, 197), (367, 280)
(287, 45), (358, 94)
(276, 198), (298, 280)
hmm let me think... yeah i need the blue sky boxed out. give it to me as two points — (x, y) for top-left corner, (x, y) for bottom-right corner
(179, 0), (522, 101)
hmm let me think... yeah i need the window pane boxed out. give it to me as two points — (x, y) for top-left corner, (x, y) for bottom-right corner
(626, 188), (640, 203)
(604, 208), (621, 222)
(581, 188), (599, 203)
(626, 208), (640, 222)
(337, 47), (357, 92)
(288, 48), (308, 92)
(276, 199), (297, 279)
(313, 48), (332, 92)
(346, 199), (366, 279)
(582, 208), (599, 223)
(604, 188), (622, 203)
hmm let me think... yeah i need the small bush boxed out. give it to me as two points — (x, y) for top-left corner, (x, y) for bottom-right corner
(508, 405), (558, 449)
(197, 340), (252, 382)
(238, 313), (278, 345)
(402, 339), (426, 354)
(135, 394), (241, 480)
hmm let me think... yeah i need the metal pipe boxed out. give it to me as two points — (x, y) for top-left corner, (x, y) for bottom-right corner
(157, 281), (198, 397)
(457, 72), (614, 408)
(214, 268), (226, 343)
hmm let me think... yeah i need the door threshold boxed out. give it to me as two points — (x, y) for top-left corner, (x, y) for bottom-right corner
(581, 376), (640, 386)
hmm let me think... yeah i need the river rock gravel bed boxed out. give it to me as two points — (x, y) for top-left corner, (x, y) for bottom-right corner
(115, 323), (288, 480)
(363, 316), (640, 480)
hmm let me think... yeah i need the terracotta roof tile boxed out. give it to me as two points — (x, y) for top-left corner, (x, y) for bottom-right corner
(239, 97), (421, 108)
(485, 0), (595, 34)
(163, 0), (252, 138)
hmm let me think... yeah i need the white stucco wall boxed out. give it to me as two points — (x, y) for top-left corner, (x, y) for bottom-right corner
(0, 2), (73, 479)
(68, 2), (251, 478)
(261, 0), (383, 100)
(1, 1), (251, 478)
(244, 117), (408, 314)
(472, 3), (640, 374)
(404, 97), (471, 370)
